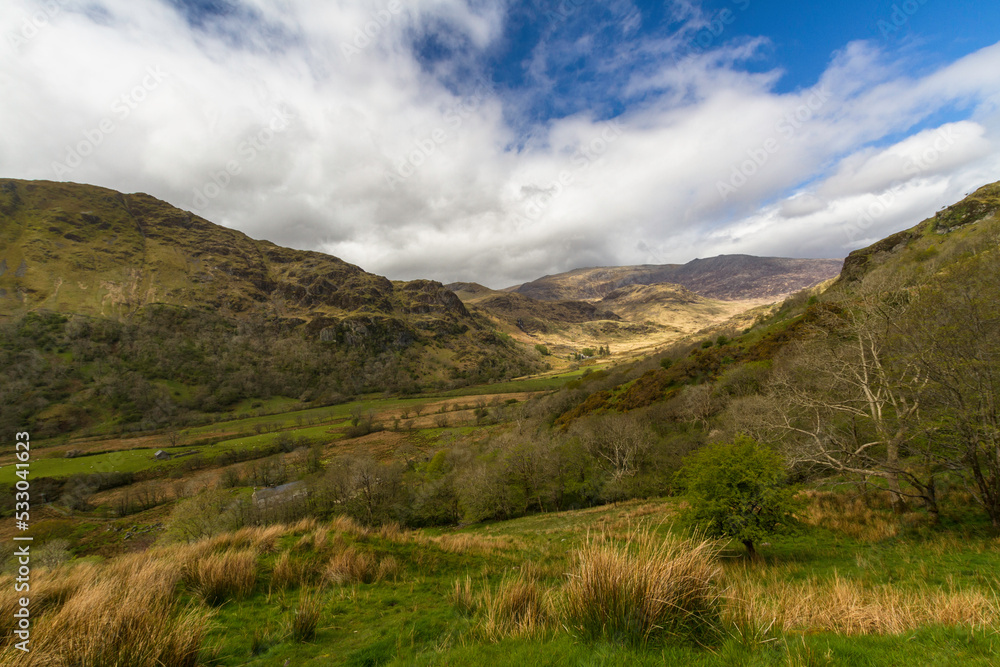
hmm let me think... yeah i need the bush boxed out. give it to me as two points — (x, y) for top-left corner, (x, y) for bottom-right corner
(679, 436), (801, 559)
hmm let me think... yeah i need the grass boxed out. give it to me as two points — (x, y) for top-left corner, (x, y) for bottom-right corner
(477, 572), (551, 641)
(563, 531), (723, 645)
(0, 552), (208, 666)
(290, 588), (323, 642)
(5, 386), (543, 484)
(187, 549), (259, 605)
(4, 493), (1000, 665)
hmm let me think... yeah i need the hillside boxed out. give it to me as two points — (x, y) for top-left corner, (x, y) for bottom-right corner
(449, 290), (620, 332)
(452, 276), (785, 361)
(0, 179), (542, 435)
(507, 255), (843, 302)
(837, 181), (1000, 284)
(0, 179), (467, 326)
(541, 180), (1000, 436)
(448, 278), (753, 360)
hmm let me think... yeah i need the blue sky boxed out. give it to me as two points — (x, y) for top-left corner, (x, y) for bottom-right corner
(2, 0), (1000, 286)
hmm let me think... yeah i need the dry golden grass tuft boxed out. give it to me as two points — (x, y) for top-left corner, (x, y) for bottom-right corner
(797, 490), (902, 542)
(377, 555), (401, 582)
(323, 543), (403, 585)
(563, 530), (723, 645)
(187, 549), (259, 605)
(378, 521), (406, 541)
(290, 517), (320, 533)
(271, 551), (310, 590)
(450, 575), (477, 617)
(311, 526), (330, 550)
(413, 532), (518, 555)
(0, 553), (208, 666)
(0, 561), (97, 638)
(206, 524), (285, 554)
(329, 514), (370, 538)
(293, 525), (332, 553)
(325, 546), (379, 584)
(724, 569), (1000, 635)
(477, 573), (552, 642)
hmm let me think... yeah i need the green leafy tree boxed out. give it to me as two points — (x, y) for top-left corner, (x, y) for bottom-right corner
(680, 436), (800, 559)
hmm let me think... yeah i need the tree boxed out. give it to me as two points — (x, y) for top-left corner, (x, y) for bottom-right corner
(679, 436), (800, 559)
(575, 413), (654, 484)
(904, 249), (1000, 527)
(770, 275), (930, 514)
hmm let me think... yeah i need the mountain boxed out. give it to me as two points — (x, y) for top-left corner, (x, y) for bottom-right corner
(0, 179), (464, 327)
(449, 276), (769, 360)
(465, 254), (840, 359)
(445, 283), (620, 332)
(544, 179), (1000, 425)
(837, 181), (1000, 284)
(597, 283), (739, 326)
(506, 255), (843, 302)
(0, 179), (541, 416)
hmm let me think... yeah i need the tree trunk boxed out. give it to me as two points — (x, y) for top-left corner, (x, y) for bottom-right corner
(885, 439), (909, 513)
(922, 478), (940, 524)
(742, 540), (758, 561)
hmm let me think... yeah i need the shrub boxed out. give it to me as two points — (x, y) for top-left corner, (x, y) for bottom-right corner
(563, 531), (722, 645)
(679, 436), (801, 559)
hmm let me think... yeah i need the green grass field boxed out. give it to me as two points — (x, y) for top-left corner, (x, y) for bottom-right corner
(187, 499), (1000, 665)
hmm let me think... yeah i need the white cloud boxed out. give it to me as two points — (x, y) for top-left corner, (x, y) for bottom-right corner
(0, 0), (998, 289)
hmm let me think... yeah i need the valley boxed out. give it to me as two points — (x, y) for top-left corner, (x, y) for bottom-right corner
(2, 179), (1000, 665)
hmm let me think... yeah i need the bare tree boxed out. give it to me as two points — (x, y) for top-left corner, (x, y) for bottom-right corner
(769, 274), (931, 513)
(903, 248), (1000, 527)
(575, 413), (654, 482)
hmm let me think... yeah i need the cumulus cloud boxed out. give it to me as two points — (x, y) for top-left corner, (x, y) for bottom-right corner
(0, 0), (998, 288)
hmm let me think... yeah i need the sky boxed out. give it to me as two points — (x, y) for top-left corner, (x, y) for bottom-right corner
(2, 0), (999, 288)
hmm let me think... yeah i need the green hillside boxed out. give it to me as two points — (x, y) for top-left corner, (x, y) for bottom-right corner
(0, 179), (543, 438)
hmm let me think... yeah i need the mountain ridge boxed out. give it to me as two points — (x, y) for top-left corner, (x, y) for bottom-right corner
(504, 255), (843, 302)
(0, 179), (543, 391)
(0, 179), (468, 327)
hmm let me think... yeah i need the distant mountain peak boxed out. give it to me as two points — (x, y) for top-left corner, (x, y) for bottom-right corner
(507, 255), (843, 302)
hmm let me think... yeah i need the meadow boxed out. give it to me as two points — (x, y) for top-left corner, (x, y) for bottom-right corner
(2, 494), (998, 666)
